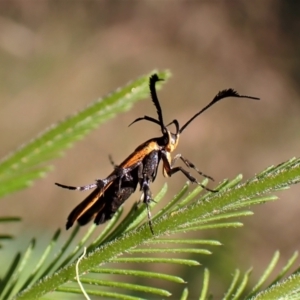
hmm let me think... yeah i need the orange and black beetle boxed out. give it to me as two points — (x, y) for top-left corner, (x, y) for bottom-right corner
(56, 74), (259, 234)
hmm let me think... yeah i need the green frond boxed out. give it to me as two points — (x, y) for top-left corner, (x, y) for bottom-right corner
(173, 222), (244, 233)
(149, 239), (222, 246)
(19, 230), (61, 291)
(1, 240), (35, 300)
(60, 278), (173, 297)
(175, 181), (204, 208)
(0, 217), (21, 223)
(0, 253), (21, 299)
(245, 252), (300, 299)
(269, 251), (299, 286)
(128, 248), (211, 255)
(12, 156), (300, 299)
(247, 251), (280, 298)
(232, 268), (252, 300)
(187, 251), (300, 300)
(38, 225), (80, 278)
(151, 182), (189, 220)
(199, 268), (210, 300)
(228, 195), (278, 210)
(87, 208), (124, 250)
(57, 225), (97, 270)
(0, 217), (21, 247)
(252, 270), (300, 300)
(56, 288), (144, 300)
(223, 269), (241, 300)
(111, 257), (201, 266)
(180, 288), (189, 300)
(187, 210), (254, 225)
(0, 166), (52, 197)
(217, 174), (244, 190)
(91, 268), (185, 284)
(0, 235), (14, 243)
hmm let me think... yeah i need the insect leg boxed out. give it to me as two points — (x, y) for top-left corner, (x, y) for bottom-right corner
(161, 151), (217, 193)
(171, 153), (214, 181)
(54, 174), (117, 193)
(108, 155), (117, 168)
(55, 182), (98, 191)
(108, 155), (138, 195)
(95, 162), (141, 191)
(136, 163), (155, 234)
(141, 179), (155, 235)
(56, 171), (126, 192)
(115, 162), (141, 193)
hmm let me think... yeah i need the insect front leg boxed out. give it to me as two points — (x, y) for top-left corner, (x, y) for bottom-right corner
(161, 151), (217, 193)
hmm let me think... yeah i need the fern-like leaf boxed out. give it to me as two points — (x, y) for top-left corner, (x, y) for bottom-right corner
(10, 157), (300, 299)
(181, 251), (300, 299)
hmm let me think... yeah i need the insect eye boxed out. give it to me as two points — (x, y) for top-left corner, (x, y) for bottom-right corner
(170, 134), (177, 145)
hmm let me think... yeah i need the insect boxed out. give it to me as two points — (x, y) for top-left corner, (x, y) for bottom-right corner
(56, 156), (139, 229)
(56, 74), (259, 234)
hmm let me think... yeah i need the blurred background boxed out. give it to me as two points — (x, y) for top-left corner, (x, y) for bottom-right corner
(0, 0), (300, 298)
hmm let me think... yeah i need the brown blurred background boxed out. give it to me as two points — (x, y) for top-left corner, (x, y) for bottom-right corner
(1, 0), (300, 298)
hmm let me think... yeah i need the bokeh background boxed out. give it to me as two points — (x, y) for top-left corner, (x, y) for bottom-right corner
(1, 1), (300, 298)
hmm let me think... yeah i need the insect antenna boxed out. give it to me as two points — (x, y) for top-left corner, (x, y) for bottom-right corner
(165, 119), (180, 134)
(128, 115), (161, 127)
(179, 88), (260, 133)
(149, 74), (165, 132)
(128, 74), (166, 130)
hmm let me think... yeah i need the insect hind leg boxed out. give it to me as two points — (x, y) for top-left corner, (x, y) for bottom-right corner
(56, 177), (110, 192)
(55, 182), (98, 191)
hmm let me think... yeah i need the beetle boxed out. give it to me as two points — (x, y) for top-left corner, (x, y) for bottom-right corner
(55, 74), (259, 234)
